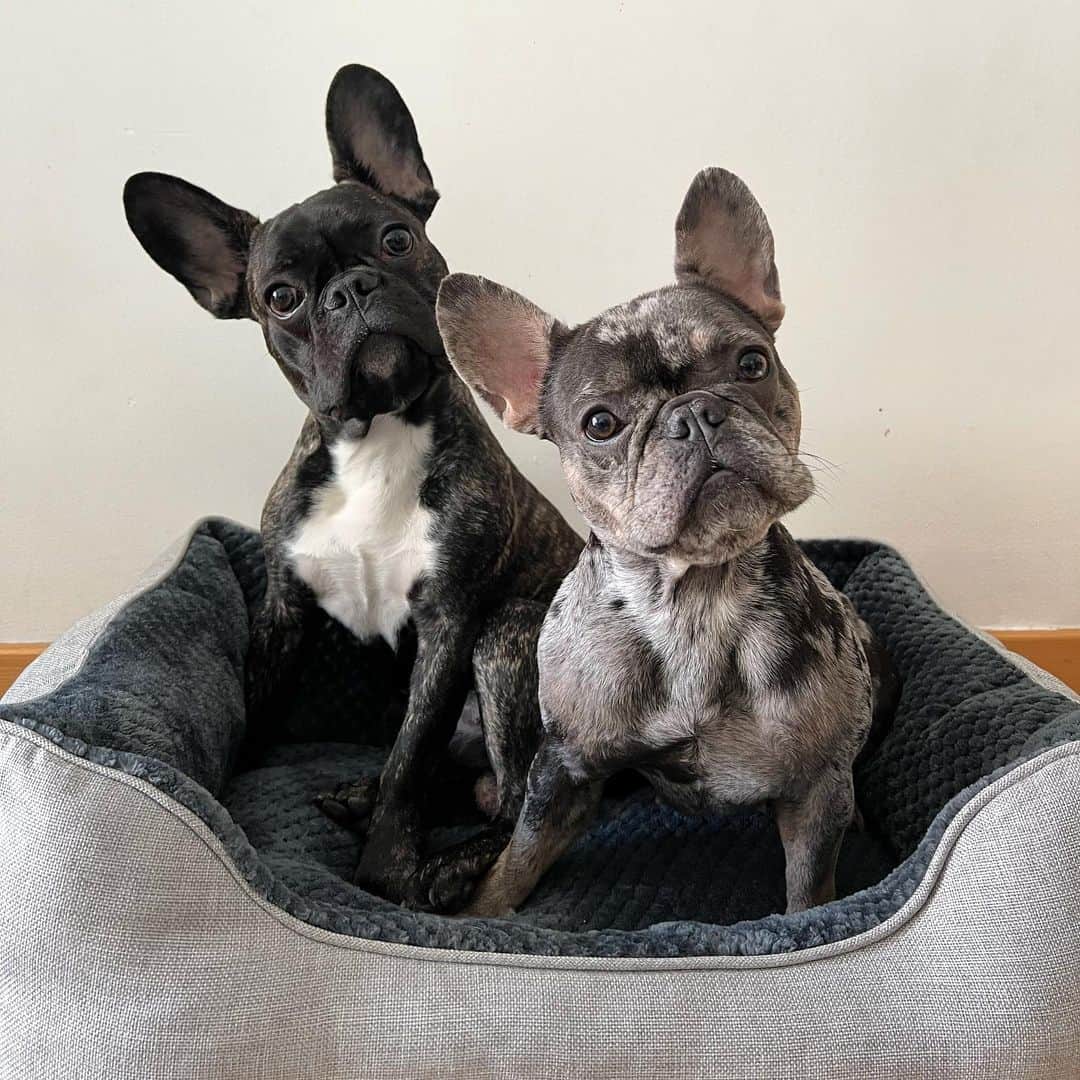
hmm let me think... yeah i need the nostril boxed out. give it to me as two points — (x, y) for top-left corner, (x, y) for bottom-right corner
(700, 403), (726, 428)
(663, 397), (728, 441)
(324, 286), (348, 311)
(666, 414), (692, 440)
(327, 405), (344, 422)
(351, 267), (381, 295)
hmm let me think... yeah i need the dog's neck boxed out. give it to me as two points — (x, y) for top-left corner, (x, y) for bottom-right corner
(596, 525), (779, 608)
(575, 527), (782, 680)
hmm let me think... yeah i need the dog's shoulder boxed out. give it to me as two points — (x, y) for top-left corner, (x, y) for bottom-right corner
(260, 415), (332, 555)
(421, 375), (580, 595)
(727, 525), (874, 767)
(538, 542), (666, 762)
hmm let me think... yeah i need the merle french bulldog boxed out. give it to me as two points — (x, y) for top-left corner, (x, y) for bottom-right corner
(437, 167), (898, 917)
(123, 65), (580, 908)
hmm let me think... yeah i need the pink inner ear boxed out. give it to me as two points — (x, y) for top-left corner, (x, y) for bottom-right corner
(717, 266), (785, 332)
(499, 363), (545, 433)
(460, 291), (552, 434)
(443, 282), (554, 435)
(675, 168), (785, 332)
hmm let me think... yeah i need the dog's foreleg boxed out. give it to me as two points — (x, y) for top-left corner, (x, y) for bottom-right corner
(462, 735), (602, 918)
(353, 620), (474, 901)
(243, 565), (312, 757)
(774, 766), (855, 914)
(387, 599), (549, 913)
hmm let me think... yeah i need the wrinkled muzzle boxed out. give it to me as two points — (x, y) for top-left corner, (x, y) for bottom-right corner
(306, 267), (441, 435)
(577, 389), (813, 563)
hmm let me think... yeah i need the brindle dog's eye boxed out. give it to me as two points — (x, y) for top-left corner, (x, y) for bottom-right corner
(737, 350), (770, 381)
(267, 284), (304, 318)
(584, 409), (622, 442)
(381, 227), (414, 257)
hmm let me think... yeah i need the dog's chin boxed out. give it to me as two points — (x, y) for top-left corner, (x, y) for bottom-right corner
(355, 331), (427, 382)
(669, 478), (776, 564)
(317, 335), (436, 438)
(628, 468), (796, 566)
(678, 459), (817, 564)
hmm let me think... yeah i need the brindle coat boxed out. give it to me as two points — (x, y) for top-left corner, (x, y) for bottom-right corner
(123, 65), (581, 909)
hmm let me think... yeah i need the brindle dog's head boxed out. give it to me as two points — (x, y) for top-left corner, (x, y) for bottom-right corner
(437, 168), (813, 565)
(124, 65), (447, 440)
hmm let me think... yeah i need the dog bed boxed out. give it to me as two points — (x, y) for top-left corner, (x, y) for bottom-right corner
(2, 516), (1078, 1078)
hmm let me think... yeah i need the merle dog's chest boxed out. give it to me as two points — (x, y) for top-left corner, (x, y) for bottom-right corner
(538, 540), (871, 807)
(539, 557), (761, 791)
(287, 414), (435, 646)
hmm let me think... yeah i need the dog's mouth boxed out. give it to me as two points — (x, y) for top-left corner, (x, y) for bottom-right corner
(693, 456), (747, 498)
(317, 332), (436, 438)
(337, 416), (372, 439)
(357, 297), (446, 358)
(684, 438), (812, 531)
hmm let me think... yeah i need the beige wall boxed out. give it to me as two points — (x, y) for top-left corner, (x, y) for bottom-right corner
(2, 1), (1078, 640)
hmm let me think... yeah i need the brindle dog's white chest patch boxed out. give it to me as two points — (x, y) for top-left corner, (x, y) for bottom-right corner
(288, 415), (434, 646)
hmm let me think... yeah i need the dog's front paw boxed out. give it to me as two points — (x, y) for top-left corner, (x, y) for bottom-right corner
(315, 776), (380, 832)
(416, 827), (514, 914)
(354, 861), (422, 907)
(417, 855), (485, 914)
(459, 896), (516, 920)
(353, 823), (423, 905)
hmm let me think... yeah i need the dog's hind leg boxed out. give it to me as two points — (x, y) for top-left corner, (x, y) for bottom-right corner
(472, 598), (548, 825)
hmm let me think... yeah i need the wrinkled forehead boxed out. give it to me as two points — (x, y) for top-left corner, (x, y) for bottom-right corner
(551, 284), (773, 399)
(296, 182), (411, 222)
(252, 184), (416, 267)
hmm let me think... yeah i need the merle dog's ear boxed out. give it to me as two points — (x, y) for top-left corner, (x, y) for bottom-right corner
(326, 64), (439, 222)
(123, 173), (258, 319)
(437, 274), (556, 436)
(674, 168), (785, 332)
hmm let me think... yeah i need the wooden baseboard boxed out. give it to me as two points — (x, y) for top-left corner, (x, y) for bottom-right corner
(0, 644), (49, 698)
(1, 632), (1078, 698)
(988, 629), (1080, 695)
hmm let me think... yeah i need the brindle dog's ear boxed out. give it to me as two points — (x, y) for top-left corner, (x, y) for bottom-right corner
(325, 64), (439, 222)
(674, 168), (785, 332)
(123, 172), (259, 319)
(437, 274), (556, 436)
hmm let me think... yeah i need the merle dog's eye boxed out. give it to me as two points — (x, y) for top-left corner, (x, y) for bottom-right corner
(737, 350), (770, 381)
(381, 227), (414, 257)
(266, 284), (304, 318)
(584, 409), (622, 442)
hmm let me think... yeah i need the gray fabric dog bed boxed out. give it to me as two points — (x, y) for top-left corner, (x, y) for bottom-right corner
(2, 516), (1078, 1078)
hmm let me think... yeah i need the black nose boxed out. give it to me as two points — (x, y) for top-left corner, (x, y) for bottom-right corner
(662, 393), (729, 443)
(322, 267), (382, 311)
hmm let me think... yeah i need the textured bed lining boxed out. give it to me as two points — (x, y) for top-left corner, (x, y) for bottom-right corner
(3, 518), (1078, 958)
(4, 719), (1076, 975)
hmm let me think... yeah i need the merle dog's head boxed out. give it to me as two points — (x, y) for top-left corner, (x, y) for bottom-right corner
(124, 65), (447, 439)
(437, 168), (813, 565)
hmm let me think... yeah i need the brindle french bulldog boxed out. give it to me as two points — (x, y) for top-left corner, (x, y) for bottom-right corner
(123, 65), (580, 909)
